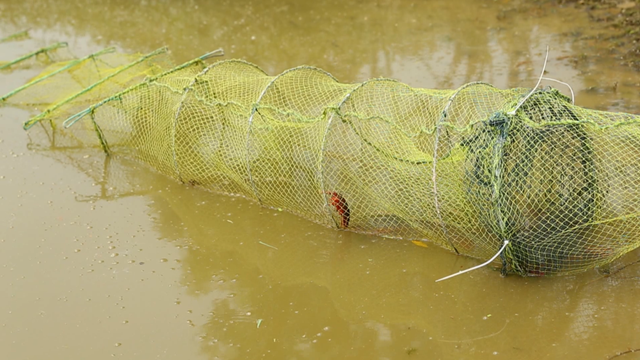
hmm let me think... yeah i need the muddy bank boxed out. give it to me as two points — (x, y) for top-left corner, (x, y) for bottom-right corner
(556, 0), (639, 70)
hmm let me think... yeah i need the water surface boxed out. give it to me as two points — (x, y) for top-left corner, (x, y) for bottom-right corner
(1, 1), (640, 359)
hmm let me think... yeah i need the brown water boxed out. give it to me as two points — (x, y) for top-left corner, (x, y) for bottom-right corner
(1, 1), (640, 359)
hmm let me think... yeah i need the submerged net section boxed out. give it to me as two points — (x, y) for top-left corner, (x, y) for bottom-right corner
(3, 35), (640, 276)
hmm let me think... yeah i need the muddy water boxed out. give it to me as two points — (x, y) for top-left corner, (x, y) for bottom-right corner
(1, 1), (640, 359)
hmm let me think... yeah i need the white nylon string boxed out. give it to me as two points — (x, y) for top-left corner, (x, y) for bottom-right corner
(436, 240), (510, 282)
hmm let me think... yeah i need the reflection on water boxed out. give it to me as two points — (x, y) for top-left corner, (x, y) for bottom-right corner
(1, 0), (640, 359)
(15, 144), (640, 359)
(1, 0), (639, 108)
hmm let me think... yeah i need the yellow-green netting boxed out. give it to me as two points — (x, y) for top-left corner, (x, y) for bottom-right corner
(3, 38), (640, 276)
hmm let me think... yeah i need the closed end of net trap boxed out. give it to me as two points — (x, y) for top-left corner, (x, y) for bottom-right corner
(3, 35), (640, 277)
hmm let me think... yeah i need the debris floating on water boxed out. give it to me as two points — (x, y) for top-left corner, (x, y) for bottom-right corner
(258, 241), (278, 250)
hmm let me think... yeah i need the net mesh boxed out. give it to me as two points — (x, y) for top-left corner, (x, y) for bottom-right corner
(3, 37), (640, 276)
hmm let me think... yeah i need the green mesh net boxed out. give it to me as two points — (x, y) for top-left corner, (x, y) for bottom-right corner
(3, 35), (640, 276)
